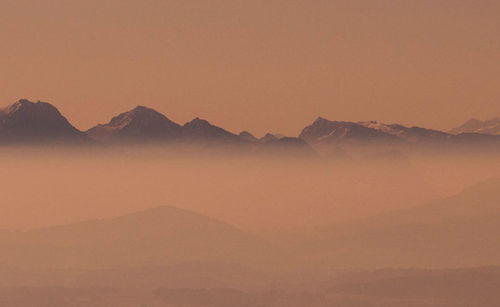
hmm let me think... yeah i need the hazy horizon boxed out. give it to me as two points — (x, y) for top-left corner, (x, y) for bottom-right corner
(2, 1), (500, 306)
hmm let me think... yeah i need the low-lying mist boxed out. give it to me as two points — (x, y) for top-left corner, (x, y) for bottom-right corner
(1, 146), (500, 232)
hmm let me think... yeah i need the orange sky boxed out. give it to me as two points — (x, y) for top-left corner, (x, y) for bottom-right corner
(1, 0), (499, 136)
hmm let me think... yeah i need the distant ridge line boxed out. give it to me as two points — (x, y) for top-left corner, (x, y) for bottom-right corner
(1, 99), (500, 151)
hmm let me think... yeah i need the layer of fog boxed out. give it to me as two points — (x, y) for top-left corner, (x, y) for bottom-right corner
(1, 146), (500, 232)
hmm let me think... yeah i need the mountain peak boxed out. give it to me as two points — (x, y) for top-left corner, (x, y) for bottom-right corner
(183, 118), (240, 143)
(239, 131), (257, 142)
(3, 99), (56, 116)
(313, 116), (330, 124)
(104, 105), (172, 129)
(299, 117), (402, 145)
(0, 99), (87, 143)
(1, 99), (64, 122)
(14, 98), (36, 106)
(184, 117), (212, 128)
(450, 118), (500, 135)
(87, 106), (182, 142)
(259, 133), (279, 143)
(130, 105), (157, 114)
(112, 105), (166, 122)
(12, 98), (35, 108)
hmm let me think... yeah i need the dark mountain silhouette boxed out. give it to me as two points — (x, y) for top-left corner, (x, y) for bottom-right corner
(359, 121), (452, 143)
(450, 118), (500, 135)
(83, 105), (318, 155)
(3, 99), (500, 151)
(239, 131), (258, 142)
(86, 107), (242, 145)
(0, 99), (88, 143)
(299, 117), (400, 145)
(259, 133), (280, 143)
(183, 117), (242, 144)
(299, 117), (454, 146)
(86, 106), (183, 142)
(0, 206), (268, 269)
(298, 117), (500, 152)
(86, 108), (249, 146)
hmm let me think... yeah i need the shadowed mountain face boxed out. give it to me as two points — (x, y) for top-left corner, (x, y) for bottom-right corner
(183, 117), (242, 144)
(259, 133), (284, 143)
(298, 117), (500, 155)
(299, 117), (399, 145)
(2, 99), (500, 153)
(86, 106), (183, 142)
(239, 131), (258, 142)
(84, 107), (317, 154)
(450, 118), (500, 135)
(259, 133), (280, 143)
(0, 99), (88, 144)
(0, 206), (269, 269)
(299, 117), (452, 146)
(359, 121), (452, 143)
(86, 107), (244, 146)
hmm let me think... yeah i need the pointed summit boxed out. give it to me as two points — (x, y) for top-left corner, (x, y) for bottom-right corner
(3, 99), (62, 119)
(4, 98), (38, 114)
(239, 131), (258, 142)
(0, 99), (88, 143)
(183, 118), (240, 143)
(184, 117), (212, 129)
(313, 116), (329, 124)
(86, 106), (182, 142)
(259, 133), (279, 143)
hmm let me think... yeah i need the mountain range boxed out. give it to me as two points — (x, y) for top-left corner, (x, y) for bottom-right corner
(450, 118), (500, 135)
(300, 117), (458, 146)
(86, 106), (184, 142)
(0, 99), (89, 144)
(2, 99), (500, 151)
